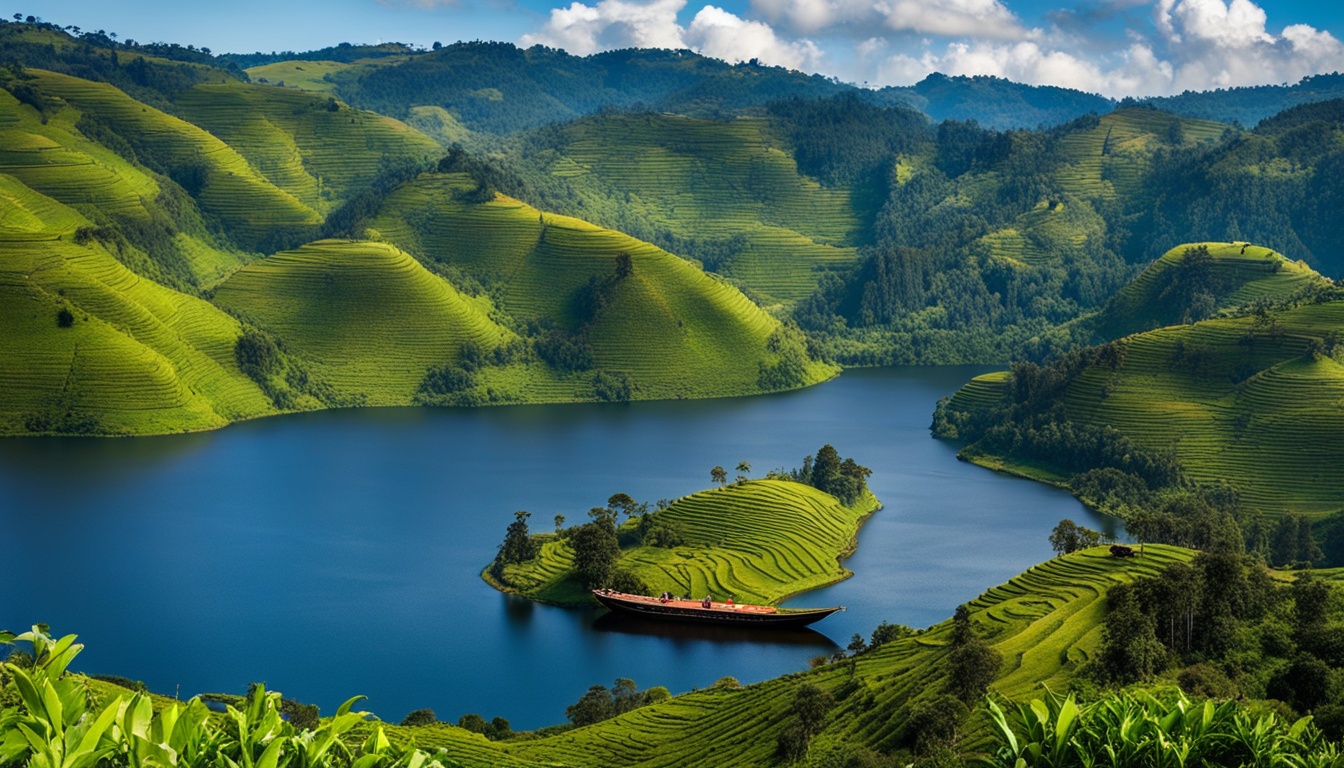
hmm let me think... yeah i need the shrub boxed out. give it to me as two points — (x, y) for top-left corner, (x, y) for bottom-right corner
(401, 708), (437, 727)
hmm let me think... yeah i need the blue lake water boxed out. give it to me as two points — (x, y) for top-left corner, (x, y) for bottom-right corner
(0, 366), (1117, 729)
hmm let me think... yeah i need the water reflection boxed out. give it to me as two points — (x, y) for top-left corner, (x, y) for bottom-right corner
(591, 612), (839, 652)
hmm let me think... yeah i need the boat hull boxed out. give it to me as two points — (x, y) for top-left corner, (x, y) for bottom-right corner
(592, 591), (841, 629)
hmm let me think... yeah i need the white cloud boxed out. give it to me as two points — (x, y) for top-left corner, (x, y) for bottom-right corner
(751, 0), (1027, 39)
(522, 0), (821, 70)
(521, 0), (688, 55)
(852, 0), (1344, 97)
(519, 0), (1344, 98)
(687, 5), (823, 68)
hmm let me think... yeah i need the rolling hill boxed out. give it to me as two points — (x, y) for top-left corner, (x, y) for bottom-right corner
(0, 169), (274, 435)
(521, 112), (867, 305)
(212, 240), (515, 405)
(940, 243), (1344, 516)
(370, 173), (838, 402)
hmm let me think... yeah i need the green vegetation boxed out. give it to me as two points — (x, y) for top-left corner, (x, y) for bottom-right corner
(937, 243), (1344, 518)
(213, 239), (514, 406)
(17, 547), (1344, 767)
(489, 477), (878, 606)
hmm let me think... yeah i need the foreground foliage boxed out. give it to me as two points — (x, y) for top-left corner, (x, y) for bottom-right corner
(983, 688), (1343, 768)
(0, 628), (466, 768)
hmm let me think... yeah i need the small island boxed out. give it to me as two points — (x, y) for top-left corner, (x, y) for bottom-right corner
(483, 446), (880, 607)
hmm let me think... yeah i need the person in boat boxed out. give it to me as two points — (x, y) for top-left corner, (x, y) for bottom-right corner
(701, 594), (712, 609)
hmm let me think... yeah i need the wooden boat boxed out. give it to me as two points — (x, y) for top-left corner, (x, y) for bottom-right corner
(592, 590), (842, 629)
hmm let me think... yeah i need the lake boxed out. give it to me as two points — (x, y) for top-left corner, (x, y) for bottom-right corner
(0, 366), (1117, 729)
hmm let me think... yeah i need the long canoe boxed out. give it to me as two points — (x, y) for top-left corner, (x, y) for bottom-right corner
(592, 590), (842, 629)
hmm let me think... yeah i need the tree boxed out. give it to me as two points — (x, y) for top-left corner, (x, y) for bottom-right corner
(401, 708), (436, 727)
(496, 510), (539, 565)
(710, 466), (727, 486)
(554, 513), (565, 532)
(607, 493), (640, 518)
(1048, 519), (1101, 557)
(735, 461), (751, 482)
(775, 684), (833, 762)
(1097, 583), (1166, 684)
(56, 308), (74, 328)
(570, 517), (620, 589)
(870, 621), (913, 649)
(614, 251), (632, 280)
(946, 638), (1001, 703)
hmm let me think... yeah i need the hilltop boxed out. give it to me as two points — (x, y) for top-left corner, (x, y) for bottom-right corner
(937, 243), (1344, 517)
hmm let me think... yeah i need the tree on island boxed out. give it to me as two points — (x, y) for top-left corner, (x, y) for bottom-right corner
(496, 510), (539, 566)
(571, 512), (620, 589)
(711, 465), (728, 486)
(791, 445), (871, 504)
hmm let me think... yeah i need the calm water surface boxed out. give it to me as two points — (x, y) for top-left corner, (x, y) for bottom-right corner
(0, 367), (1117, 728)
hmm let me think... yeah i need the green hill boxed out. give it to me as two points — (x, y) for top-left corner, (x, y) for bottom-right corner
(526, 112), (865, 304)
(492, 479), (880, 606)
(371, 173), (838, 402)
(213, 240), (515, 404)
(1087, 242), (1328, 340)
(940, 245), (1344, 515)
(0, 171), (274, 435)
(28, 69), (321, 250)
(172, 82), (441, 214)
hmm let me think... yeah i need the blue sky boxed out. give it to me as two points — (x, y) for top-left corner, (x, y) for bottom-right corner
(23, 0), (1344, 96)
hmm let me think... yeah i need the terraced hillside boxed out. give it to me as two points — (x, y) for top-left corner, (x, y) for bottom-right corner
(1088, 242), (1327, 340)
(531, 113), (865, 303)
(372, 173), (837, 401)
(0, 169), (274, 435)
(416, 546), (1195, 767)
(213, 240), (514, 404)
(942, 246), (1344, 515)
(493, 479), (880, 606)
(173, 83), (440, 214)
(27, 70), (321, 249)
(1053, 108), (1227, 201)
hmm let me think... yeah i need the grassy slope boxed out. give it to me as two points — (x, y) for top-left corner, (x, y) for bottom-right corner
(0, 170), (273, 435)
(536, 113), (863, 304)
(494, 479), (880, 606)
(212, 239), (515, 404)
(402, 546), (1194, 767)
(0, 88), (247, 288)
(1089, 242), (1326, 340)
(947, 245), (1344, 515)
(173, 83), (441, 214)
(245, 58), (407, 95)
(28, 70), (321, 246)
(972, 110), (1227, 272)
(372, 173), (837, 402)
(1054, 108), (1228, 202)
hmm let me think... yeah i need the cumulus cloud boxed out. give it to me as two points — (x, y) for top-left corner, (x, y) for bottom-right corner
(522, 0), (821, 69)
(855, 0), (1344, 97)
(687, 5), (823, 68)
(520, 0), (1344, 98)
(751, 0), (1027, 39)
(521, 0), (687, 55)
